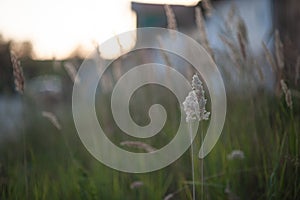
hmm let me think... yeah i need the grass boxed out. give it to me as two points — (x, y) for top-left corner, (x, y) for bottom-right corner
(0, 2), (299, 200)
(0, 87), (298, 199)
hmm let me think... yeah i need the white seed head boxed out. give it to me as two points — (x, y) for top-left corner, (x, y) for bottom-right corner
(183, 74), (210, 122)
(183, 90), (200, 122)
(192, 74), (210, 120)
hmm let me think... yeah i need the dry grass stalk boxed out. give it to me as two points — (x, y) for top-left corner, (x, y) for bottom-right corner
(295, 56), (300, 85)
(10, 51), (24, 94)
(227, 3), (237, 23)
(163, 193), (174, 200)
(262, 42), (277, 73)
(195, 7), (214, 60)
(164, 5), (177, 30)
(275, 30), (284, 69)
(202, 0), (213, 17)
(157, 36), (172, 67)
(219, 34), (240, 67)
(42, 111), (61, 130)
(224, 181), (240, 200)
(236, 17), (248, 60)
(224, 3), (237, 33)
(254, 61), (264, 81)
(280, 80), (293, 109)
(120, 141), (156, 153)
(64, 62), (80, 83)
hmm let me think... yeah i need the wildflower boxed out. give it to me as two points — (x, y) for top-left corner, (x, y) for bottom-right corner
(227, 150), (245, 160)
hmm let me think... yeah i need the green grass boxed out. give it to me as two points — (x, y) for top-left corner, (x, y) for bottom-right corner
(0, 86), (298, 199)
(1, 8), (299, 198)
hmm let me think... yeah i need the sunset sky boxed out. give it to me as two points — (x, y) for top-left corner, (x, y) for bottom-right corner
(0, 0), (198, 59)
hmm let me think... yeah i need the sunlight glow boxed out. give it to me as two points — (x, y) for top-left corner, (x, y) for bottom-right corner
(0, 0), (198, 59)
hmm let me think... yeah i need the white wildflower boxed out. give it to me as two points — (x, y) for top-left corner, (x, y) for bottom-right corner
(227, 150), (245, 160)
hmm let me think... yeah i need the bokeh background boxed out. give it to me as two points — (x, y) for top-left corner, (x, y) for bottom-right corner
(0, 0), (299, 199)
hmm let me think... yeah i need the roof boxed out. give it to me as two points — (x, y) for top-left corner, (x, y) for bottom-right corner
(131, 1), (200, 28)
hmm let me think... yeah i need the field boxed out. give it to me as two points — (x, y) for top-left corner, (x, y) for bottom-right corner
(0, 4), (299, 200)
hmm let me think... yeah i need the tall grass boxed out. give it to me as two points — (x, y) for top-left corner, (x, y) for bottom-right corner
(0, 2), (299, 200)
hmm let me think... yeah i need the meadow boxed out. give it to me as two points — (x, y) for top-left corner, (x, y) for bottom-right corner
(0, 4), (299, 200)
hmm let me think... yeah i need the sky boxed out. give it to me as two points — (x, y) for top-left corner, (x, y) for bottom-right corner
(0, 0), (198, 59)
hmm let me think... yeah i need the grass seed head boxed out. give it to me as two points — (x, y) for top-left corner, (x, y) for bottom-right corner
(275, 30), (284, 69)
(164, 5), (177, 30)
(120, 141), (156, 153)
(202, 0), (213, 17)
(10, 51), (24, 94)
(42, 111), (62, 130)
(295, 56), (300, 85)
(280, 80), (293, 109)
(163, 193), (174, 200)
(183, 74), (210, 122)
(262, 42), (277, 73)
(195, 7), (214, 60)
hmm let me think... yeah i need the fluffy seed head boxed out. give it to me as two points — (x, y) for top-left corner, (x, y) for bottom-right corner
(183, 74), (210, 122)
